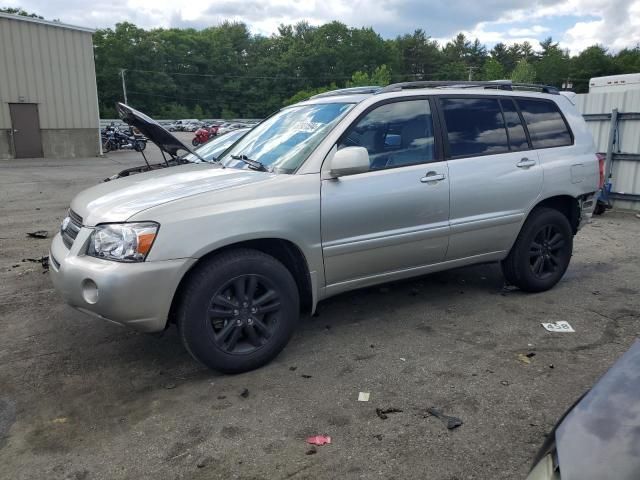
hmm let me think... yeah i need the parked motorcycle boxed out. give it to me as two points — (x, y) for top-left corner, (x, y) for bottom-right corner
(101, 124), (147, 152)
(192, 125), (219, 146)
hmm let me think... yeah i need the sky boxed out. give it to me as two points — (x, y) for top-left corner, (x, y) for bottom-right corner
(5, 0), (640, 54)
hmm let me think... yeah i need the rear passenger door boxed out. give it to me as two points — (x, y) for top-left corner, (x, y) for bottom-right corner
(439, 96), (544, 260)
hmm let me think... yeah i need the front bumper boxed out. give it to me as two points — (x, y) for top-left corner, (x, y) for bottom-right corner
(49, 230), (195, 332)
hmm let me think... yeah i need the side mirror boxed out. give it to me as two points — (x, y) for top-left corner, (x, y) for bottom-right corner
(330, 146), (370, 177)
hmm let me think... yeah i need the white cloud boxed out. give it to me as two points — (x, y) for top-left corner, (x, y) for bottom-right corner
(8, 0), (640, 54)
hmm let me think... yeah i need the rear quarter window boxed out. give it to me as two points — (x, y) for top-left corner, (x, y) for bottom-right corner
(517, 99), (573, 149)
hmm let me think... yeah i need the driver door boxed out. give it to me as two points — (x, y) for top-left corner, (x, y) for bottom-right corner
(321, 98), (450, 289)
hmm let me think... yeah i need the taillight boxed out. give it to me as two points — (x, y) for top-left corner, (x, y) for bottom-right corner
(596, 153), (606, 188)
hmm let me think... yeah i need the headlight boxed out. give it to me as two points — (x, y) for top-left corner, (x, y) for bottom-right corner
(87, 222), (159, 262)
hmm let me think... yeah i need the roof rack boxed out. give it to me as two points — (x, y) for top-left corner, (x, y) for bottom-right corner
(310, 86), (382, 99)
(377, 80), (559, 95)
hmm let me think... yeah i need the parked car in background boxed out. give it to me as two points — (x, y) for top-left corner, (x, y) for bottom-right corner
(50, 81), (599, 373)
(527, 340), (640, 480)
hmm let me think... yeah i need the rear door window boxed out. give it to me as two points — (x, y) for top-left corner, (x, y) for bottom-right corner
(500, 99), (529, 151)
(440, 98), (509, 157)
(516, 99), (573, 149)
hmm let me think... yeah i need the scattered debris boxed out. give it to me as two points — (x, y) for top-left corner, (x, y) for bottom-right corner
(305, 446), (317, 455)
(517, 354), (531, 364)
(426, 407), (463, 430)
(358, 392), (370, 402)
(216, 395), (226, 400)
(541, 321), (575, 333)
(26, 230), (48, 239)
(526, 352), (536, 358)
(306, 435), (331, 446)
(592, 290), (601, 295)
(500, 380), (510, 386)
(51, 417), (68, 424)
(163, 383), (176, 390)
(22, 256), (49, 272)
(373, 434), (383, 441)
(399, 357), (406, 362)
(370, 344), (375, 349)
(549, 364), (555, 369)
(240, 388), (249, 398)
(375, 408), (402, 420)
(301, 374), (312, 379)
(289, 366), (297, 371)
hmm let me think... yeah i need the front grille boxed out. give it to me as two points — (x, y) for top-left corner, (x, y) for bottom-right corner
(61, 209), (83, 249)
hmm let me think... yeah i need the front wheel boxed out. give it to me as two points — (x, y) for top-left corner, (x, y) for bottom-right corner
(501, 207), (573, 292)
(191, 138), (200, 147)
(135, 140), (146, 152)
(177, 249), (300, 373)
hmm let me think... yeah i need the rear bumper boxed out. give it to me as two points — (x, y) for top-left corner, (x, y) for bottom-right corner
(49, 231), (195, 332)
(578, 193), (597, 230)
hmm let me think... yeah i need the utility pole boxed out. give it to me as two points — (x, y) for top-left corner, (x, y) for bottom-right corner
(120, 68), (128, 104)
(467, 66), (477, 81)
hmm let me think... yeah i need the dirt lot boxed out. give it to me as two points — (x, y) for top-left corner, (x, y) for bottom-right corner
(1, 142), (639, 480)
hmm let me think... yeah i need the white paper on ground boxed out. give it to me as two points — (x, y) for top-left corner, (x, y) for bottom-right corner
(358, 392), (370, 402)
(541, 321), (575, 333)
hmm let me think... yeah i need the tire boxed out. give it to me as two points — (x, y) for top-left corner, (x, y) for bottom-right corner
(501, 207), (573, 292)
(102, 139), (112, 153)
(177, 249), (300, 374)
(192, 138), (200, 147)
(135, 140), (146, 152)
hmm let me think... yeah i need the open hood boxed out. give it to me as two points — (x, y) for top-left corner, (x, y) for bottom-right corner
(116, 102), (195, 158)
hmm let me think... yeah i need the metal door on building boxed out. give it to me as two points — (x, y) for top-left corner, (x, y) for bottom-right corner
(9, 103), (43, 158)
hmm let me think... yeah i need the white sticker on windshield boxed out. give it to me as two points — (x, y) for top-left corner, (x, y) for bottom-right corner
(292, 121), (322, 132)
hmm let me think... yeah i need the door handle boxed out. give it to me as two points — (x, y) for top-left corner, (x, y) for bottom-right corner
(516, 157), (536, 168)
(420, 171), (446, 183)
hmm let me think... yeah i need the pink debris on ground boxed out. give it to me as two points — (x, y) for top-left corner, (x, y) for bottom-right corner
(306, 435), (332, 446)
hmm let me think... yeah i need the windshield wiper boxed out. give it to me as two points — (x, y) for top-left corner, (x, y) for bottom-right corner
(230, 154), (268, 172)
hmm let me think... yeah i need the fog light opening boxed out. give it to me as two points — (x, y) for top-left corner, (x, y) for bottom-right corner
(81, 279), (99, 304)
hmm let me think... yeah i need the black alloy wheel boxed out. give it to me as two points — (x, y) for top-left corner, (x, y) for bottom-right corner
(177, 249), (299, 373)
(529, 224), (566, 279)
(502, 207), (573, 292)
(208, 274), (281, 355)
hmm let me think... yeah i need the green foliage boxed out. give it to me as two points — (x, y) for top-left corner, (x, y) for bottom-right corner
(0, 7), (43, 18)
(481, 58), (505, 80)
(347, 65), (391, 87)
(88, 19), (638, 118)
(511, 59), (537, 83)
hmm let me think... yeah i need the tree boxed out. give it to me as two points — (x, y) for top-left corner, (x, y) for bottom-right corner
(570, 45), (619, 92)
(347, 65), (391, 86)
(0, 7), (43, 18)
(511, 59), (536, 83)
(482, 58), (505, 80)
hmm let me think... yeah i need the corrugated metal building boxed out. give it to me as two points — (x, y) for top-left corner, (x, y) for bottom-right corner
(575, 90), (640, 211)
(0, 12), (99, 159)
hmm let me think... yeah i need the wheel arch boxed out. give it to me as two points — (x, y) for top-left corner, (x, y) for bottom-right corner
(168, 238), (314, 327)
(529, 195), (580, 234)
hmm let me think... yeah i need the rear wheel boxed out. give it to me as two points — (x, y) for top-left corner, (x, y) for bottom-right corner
(502, 207), (573, 292)
(177, 249), (299, 373)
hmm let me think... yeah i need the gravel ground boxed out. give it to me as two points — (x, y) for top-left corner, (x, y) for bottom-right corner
(1, 142), (639, 480)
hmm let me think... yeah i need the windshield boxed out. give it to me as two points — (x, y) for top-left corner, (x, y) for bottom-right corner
(218, 102), (354, 173)
(183, 128), (249, 163)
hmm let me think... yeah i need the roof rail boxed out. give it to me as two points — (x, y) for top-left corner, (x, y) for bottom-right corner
(310, 86), (382, 99)
(377, 80), (559, 95)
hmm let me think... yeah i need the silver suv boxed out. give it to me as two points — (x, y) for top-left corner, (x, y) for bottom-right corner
(50, 81), (601, 373)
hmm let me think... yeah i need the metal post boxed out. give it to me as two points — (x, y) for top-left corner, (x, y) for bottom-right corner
(605, 108), (618, 180)
(120, 68), (128, 105)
